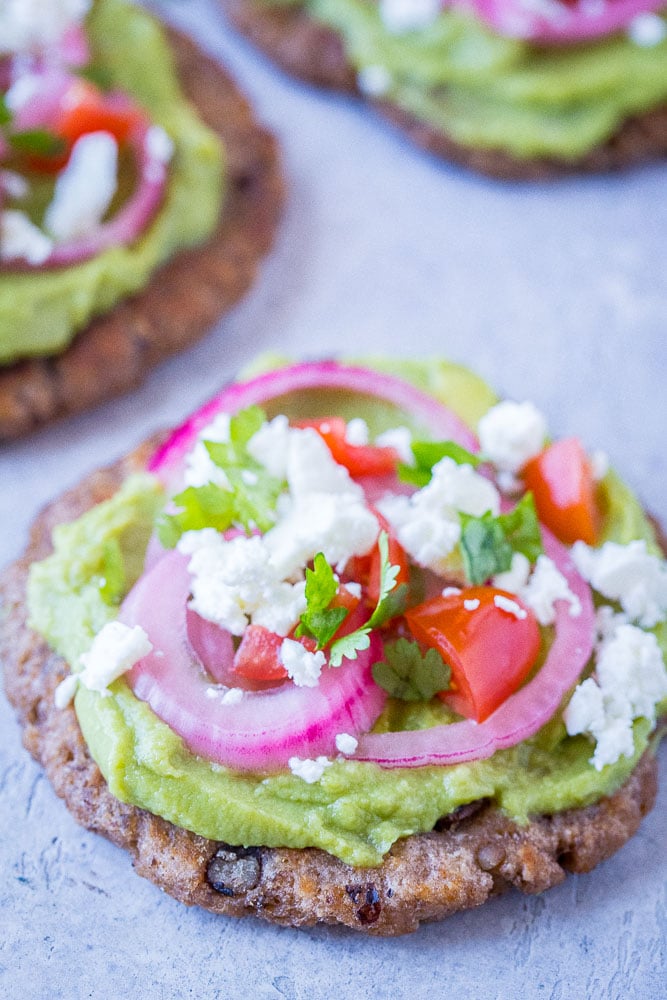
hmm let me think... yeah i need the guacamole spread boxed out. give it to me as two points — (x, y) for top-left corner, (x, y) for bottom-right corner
(27, 360), (666, 867)
(0, 0), (225, 364)
(266, 0), (667, 160)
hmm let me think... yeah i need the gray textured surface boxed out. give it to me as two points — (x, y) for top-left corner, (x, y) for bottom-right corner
(1, 1), (666, 997)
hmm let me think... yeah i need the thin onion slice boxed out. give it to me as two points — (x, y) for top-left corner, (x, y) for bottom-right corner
(148, 360), (479, 487)
(2, 74), (169, 270)
(460, 0), (665, 44)
(352, 527), (595, 767)
(120, 549), (387, 771)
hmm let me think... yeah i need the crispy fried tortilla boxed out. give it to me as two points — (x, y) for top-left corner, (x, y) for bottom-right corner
(0, 29), (283, 439)
(221, 0), (667, 181)
(1, 443), (661, 935)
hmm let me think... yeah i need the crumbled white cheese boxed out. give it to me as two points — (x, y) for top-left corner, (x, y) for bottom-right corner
(493, 594), (527, 620)
(357, 65), (392, 98)
(54, 673), (79, 709)
(335, 732), (359, 755)
(286, 427), (362, 499)
(572, 539), (667, 628)
(463, 598), (480, 611)
(1, 170), (29, 200)
(145, 125), (174, 164)
(0, 0), (91, 54)
(442, 586), (462, 597)
(0, 210), (53, 265)
(375, 425), (414, 464)
(627, 13), (667, 47)
(478, 400), (547, 474)
(345, 581), (362, 599)
(589, 449), (609, 482)
(565, 624), (667, 770)
(183, 413), (232, 489)
(345, 418), (370, 447)
(280, 638), (326, 688)
(379, 0), (441, 34)
(247, 414), (291, 478)
(45, 132), (118, 242)
(184, 532), (307, 637)
(288, 756), (332, 783)
(521, 554), (581, 625)
(378, 457), (498, 574)
(221, 687), (244, 706)
(264, 491), (378, 580)
(492, 551), (531, 594)
(78, 621), (153, 694)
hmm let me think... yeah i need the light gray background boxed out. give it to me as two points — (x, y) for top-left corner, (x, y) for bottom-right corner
(1, 1), (665, 997)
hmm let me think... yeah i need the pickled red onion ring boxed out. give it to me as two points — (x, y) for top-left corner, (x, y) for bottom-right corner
(2, 74), (169, 269)
(148, 361), (479, 487)
(352, 527), (595, 767)
(120, 549), (387, 770)
(458, 0), (666, 44)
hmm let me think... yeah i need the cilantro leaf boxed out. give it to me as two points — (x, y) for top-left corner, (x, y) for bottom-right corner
(329, 628), (371, 668)
(156, 483), (236, 548)
(0, 95), (12, 128)
(498, 492), (543, 563)
(295, 553), (349, 649)
(372, 639), (451, 701)
(460, 493), (543, 585)
(9, 129), (66, 157)
(205, 406), (281, 533)
(328, 531), (405, 666)
(399, 440), (480, 487)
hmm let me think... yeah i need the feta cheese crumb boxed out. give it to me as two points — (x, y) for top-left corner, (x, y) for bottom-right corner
(79, 621), (153, 694)
(345, 418), (370, 447)
(572, 539), (667, 628)
(627, 13), (666, 47)
(379, 0), (441, 34)
(54, 673), (78, 709)
(375, 426), (414, 464)
(335, 733), (359, 755)
(565, 624), (667, 770)
(0, 0), (91, 54)
(357, 65), (392, 97)
(280, 638), (326, 688)
(1, 170), (29, 200)
(478, 400), (547, 474)
(589, 449), (609, 481)
(463, 598), (480, 611)
(0, 210), (53, 265)
(221, 687), (244, 706)
(494, 594), (528, 619)
(521, 554), (581, 625)
(145, 125), (174, 164)
(247, 414), (291, 478)
(45, 132), (118, 242)
(378, 456), (498, 574)
(288, 756), (332, 783)
(183, 413), (232, 488)
(442, 586), (462, 597)
(492, 552), (531, 594)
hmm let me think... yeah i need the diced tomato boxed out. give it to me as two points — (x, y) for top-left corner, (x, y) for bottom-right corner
(296, 417), (400, 478)
(522, 437), (600, 546)
(55, 80), (145, 146)
(22, 80), (145, 174)
(232, 625), (287, 683)
(405, 587), (541, 723)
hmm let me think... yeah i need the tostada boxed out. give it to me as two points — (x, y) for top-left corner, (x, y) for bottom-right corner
(221, 0), (667, 178)
(2, 356), (666, 935)
(0, 0), (282, 438)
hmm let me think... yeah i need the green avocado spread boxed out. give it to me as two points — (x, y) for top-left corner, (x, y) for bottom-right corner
(27, 360), (666, 867)
(265, 0), (667, 160)
(0, 0), (225, 364)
